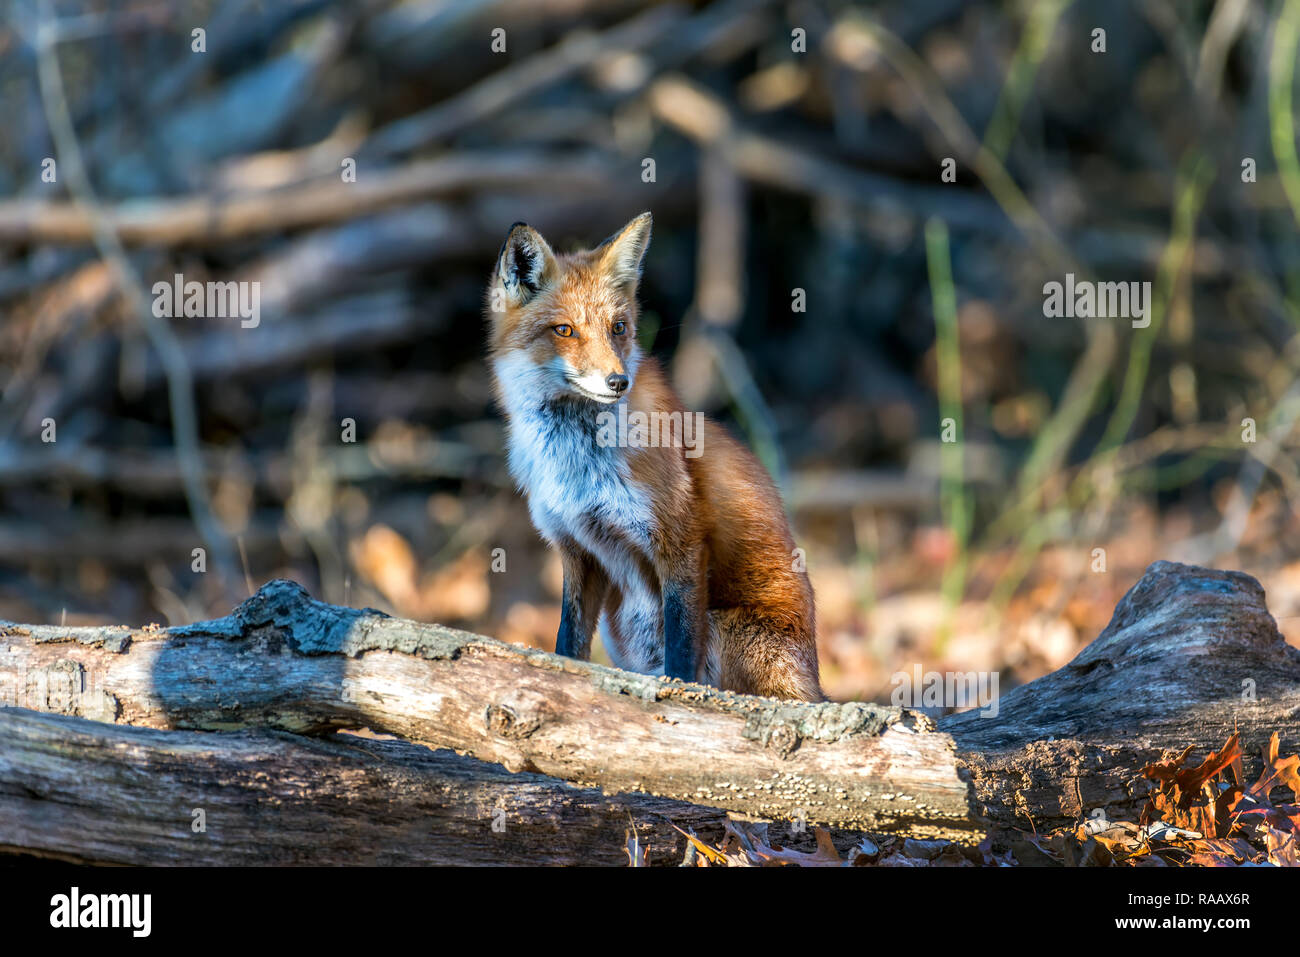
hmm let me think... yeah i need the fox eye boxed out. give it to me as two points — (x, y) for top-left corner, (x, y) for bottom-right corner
(612, 320), (626, 335)
(553, 324), (573, 337)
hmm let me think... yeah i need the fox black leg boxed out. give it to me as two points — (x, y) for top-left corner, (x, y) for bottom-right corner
(556, 541), (607, 660)
(663, 581), (699, 681)
(555, 590), (583, 659)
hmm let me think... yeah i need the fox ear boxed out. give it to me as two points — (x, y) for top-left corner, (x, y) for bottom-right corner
(495, 222), (557, 306)
(597, 212), (652, 292)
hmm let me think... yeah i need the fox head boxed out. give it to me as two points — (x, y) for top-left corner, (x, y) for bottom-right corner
(487, 213), (652, 406)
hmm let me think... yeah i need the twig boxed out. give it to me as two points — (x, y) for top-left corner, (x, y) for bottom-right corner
(1269, 0), (1300, 229)
(925, 218), (970, 651)
(32, 1), (236, 589)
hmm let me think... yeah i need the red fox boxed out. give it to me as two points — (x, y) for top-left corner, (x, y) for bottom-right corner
(486, 212), (823, 701)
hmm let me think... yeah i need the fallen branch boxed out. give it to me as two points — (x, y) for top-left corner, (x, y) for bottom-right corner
(0, 152), (615, 246)
(363, 4), (687, 158)
(647, 74), (1018, 239)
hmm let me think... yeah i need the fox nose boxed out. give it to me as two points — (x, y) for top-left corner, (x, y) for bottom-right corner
(606, 373), (629, 394)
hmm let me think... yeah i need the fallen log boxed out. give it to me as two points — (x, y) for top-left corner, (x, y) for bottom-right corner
(0, 708), (734, 866)
(2, 560), (1298, 863)
(0, 578), (977, 841)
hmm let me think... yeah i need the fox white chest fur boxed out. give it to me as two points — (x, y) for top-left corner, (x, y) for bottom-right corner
(494, 351), (666, 673)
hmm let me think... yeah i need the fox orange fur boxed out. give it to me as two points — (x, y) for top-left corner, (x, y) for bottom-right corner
(486, 213), (822, 701)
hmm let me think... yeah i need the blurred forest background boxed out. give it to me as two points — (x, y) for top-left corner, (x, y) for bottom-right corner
(2, 0), (1300, 705)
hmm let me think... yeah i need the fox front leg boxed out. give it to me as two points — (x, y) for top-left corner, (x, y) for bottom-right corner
(555, 542), (608, 660)
(662, 550), (707, 682)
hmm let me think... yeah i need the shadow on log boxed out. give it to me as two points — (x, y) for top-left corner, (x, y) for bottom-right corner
(2, 561), (1298, 864)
